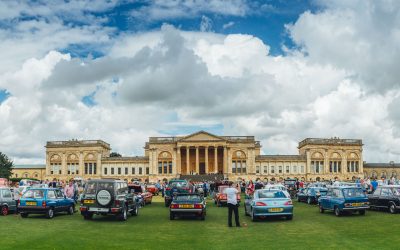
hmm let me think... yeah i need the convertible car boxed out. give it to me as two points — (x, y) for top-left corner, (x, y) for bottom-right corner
(169, 193), (206, 220)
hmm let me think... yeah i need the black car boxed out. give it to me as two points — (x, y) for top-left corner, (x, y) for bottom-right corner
(368, 185), (400, 214)
(169, 193), (206, 220)
(80, 179), (139, 221)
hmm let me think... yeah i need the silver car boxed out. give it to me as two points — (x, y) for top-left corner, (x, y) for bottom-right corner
(1, 187), (17, 216)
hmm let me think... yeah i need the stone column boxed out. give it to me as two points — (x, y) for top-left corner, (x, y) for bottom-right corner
(61, 153), (67, 177)
(195, 146), (199, 174)
(214, 146), (218, 174)
(205, 146), (209, 174)
(306, 150), (311, 174)
(79, 152), (84, 177)
(324, 149), (329, 175)
(223, 146), (228, 175)
(342, 150), (347, 177)
(359, 150), (363, 175)
(172, 148), (177, 176)
(186, 147), (190, 174)
(97, 152), (102, 177)
(177, 147), (181, 176)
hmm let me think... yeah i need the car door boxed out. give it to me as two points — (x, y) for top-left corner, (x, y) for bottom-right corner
(325, 189), (335, 210)
(2, 189), (16, 211)
(368, 188), (381, 207)
(244, 193), (252, 212)
(378, 188), (392, 208)
(46, 190), (59, 211)
(56, 189), (67, 211)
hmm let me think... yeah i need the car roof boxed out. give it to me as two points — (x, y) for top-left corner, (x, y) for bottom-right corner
(88, 179), (124, 183)
(380, 185), (400, 188)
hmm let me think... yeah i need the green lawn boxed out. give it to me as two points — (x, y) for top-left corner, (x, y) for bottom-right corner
(1, 196), (400, 250)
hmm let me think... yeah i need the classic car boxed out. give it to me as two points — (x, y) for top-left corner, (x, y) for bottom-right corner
(169, 193), (206, 220)
(128, 184), (153, 206)
(165, 179), (192, 207)
(244, 189), (293, 221)
(80, 179), (139, 221)
(368, 185), (400, 214)
(146, 184), (159, 195)
(214, 185), (241, 207)
(297, 187), (328, 204)
(1, 187), (17, 216)
(318, 186), (369, 216)
(18, 188), (75, 219)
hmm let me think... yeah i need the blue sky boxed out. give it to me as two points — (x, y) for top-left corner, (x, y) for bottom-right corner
(1, 0), (400, 163)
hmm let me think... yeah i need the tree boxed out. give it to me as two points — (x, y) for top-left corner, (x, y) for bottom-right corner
(0, 152), (13, 179)
(110, 152), (122, 157)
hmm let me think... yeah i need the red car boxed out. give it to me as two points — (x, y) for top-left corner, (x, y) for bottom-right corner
(128, 184), (153, 206)
(146, 184), (159, 196)
(214, 185), (241, 207)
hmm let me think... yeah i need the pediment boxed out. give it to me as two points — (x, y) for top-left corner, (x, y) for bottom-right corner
(179, 131), (225, 142)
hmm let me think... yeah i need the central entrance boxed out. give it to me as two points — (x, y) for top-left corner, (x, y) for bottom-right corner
(199, 162), (206, 175)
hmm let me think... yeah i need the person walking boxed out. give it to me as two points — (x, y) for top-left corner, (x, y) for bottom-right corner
(224, 182), (240, 227)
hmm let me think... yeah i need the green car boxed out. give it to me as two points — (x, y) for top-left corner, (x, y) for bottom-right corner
(164, 180), (192, 207)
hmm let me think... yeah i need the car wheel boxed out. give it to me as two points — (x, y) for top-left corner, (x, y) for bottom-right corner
(307, 197), (312, 205)
(297, 196), (301, 202)
(200, 212), (205, 221)
(359, 209), (366, 215)
(251, 210), (257, 222)
(46, 207), (54, 219)
(131, 205), (139, 216)
(20, 213), (28, 218)
(67, 205), (74, 215)
(1, 206), (8, 216)
(170, 212), (174, 220)
(319, 204), (325, 213)
(119, 206), (127, 221)
(286, 215), (293, 220)
(83, 212), (93, 220)
(334, 206), (341, 217)
(389, 204), (397, 214)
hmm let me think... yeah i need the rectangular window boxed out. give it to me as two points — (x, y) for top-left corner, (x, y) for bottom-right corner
(163, 162), (167, 174)
(158, 162), (162, 174)
(286, 166), (290, 174)
(256, 166), (260, 174)
(85, 163), (88, 175)
(125, 167), (128, 175)
(139, 167), (142, 175)
(242, 162), (246, 173)
(293, 166), (297, 174)
(132, 167), (135, 175)
(93, 163), (97, 175)
(168, 162), (172, 174)
(301, 165), (304, 173)
(278, 166), (282, 174)
(146, 167), (150, 175)
(264, 166), (268, 174)
(104, 168), (108, 175)
(89, 163), (93, 175)
(271, 166), (275, 174)
(232, 161), (236, 174)
(111, 168), (114, 175)
(118, 168), (121, 175)
(237, 161), (241, 173)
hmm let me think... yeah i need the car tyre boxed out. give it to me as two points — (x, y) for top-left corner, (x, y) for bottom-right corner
(46, 207), (55, 219)
(20, 213), (28, 218)
(334, 206), (341, 217)
(119, 206), (127, 221)
(389, 204), (397, 214)
(83, 212), (93, 220)
(286, 215), (293, 220)
(67, 205), (74, 215)
(131, 205), (139, 216)
(244, 206), (249, 216)
(359, 209), (366, 215)
(307, 197), (312, 205)
(1, 206), (8, 216)
(201, 212), (205, 221)
(319, 204), (325, 213)
(251, 210), (257, 222)
(170, 212), (174, 220)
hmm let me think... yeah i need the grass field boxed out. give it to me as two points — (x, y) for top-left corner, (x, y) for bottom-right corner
(1, 195), (400, 250)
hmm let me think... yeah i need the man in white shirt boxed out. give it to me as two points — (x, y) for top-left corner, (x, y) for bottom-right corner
(224, 182), (240, 227)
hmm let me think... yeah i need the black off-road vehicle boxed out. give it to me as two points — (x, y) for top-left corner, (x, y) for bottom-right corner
(80, 179), (139, 221)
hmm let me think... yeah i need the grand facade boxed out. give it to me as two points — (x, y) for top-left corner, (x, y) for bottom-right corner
(39, 131), (371, 182)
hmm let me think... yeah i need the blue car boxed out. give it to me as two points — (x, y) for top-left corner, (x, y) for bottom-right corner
(318, 186), (369, 216)
(244, 189), (293, 221)
(297, 187), (328, 204)
(18, 188), (75, 219)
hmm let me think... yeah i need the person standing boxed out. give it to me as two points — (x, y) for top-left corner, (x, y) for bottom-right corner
(64, 181), (75, 199)
(224, 182), (240, 227)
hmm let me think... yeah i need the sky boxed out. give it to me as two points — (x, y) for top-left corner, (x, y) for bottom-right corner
(0, 0), (400, 164)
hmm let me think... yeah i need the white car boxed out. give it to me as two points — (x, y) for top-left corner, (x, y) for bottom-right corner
(263, 184), (290, 198)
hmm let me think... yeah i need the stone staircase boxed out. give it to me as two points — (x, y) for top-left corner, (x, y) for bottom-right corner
(179, 173), (225, 182)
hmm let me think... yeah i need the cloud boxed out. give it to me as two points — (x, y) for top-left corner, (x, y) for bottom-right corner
(222, 21), (235, 29)
(200, 15), (213, 32)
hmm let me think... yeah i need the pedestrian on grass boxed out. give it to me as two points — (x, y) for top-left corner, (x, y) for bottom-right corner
(64, 181), (74, 199)
(224, 182), (240, 227)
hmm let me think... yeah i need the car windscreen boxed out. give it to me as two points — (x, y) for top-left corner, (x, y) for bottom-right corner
(129, 186), (143, 193)
(319, 190), (327, 194)
(169, 182), (188, 188)
(22, 189), (44, 199)
(257, 190), (286, 199)
(85, 182), (115, 194)
(174, 195), (201, 202)
(342, 188), (366, 198)
(391, 188), (400, 196)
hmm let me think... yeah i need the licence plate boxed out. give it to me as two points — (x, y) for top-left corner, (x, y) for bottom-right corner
(84, 200), (95, 204)
(352, 203), (362, 207)
(88, 207), (109, 212)
(268, 208), (283, 212)
(179, 204), (194, 209)
(26, 202), (37, 206)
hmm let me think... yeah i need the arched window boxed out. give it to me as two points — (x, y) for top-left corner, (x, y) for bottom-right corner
(50, 154), (62, 175)
(67, 153), (79, 175)
(232, 150), (246, 174)
(84, 153), (97, 175)
(329, 152), (342, 173)
(158, 151), (173, 175)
